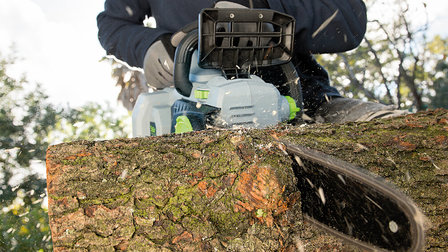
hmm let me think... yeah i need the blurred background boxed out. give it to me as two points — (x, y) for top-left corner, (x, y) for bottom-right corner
(0, 0), (447, 250)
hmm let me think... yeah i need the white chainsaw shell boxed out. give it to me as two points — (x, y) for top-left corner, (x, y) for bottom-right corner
(189, 75), (290, 128)
(132, 88), (181, 137)
(132, 50), (291, 137)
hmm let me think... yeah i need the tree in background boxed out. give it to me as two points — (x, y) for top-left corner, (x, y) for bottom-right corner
(103, 58), (148, 111)
(430, 60), (448, 109)
(319, 0), (447, 111)
(48, 101), (130, 143)
(1, 53), (56, 251)
(0, 53), (129, 251)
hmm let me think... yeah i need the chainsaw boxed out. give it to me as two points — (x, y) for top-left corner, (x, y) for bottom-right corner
(132, 8), (425, 251)
(132, 8), (302, 137)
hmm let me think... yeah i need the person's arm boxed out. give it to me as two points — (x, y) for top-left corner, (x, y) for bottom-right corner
(267, 0), (367, 54)
(97, 0), (171, 68)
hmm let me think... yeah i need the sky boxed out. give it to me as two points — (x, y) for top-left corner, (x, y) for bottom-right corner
(0, 0), (121, 109)
(0, 0), (447, 110)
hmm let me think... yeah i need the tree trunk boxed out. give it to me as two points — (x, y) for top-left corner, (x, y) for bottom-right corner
(46, 109), (448, 251)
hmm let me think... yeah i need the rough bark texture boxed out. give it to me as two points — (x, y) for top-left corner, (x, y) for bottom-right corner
(46, 109), (448, 251)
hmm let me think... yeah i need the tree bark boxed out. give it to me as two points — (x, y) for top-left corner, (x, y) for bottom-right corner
(46, 109), (448, 251)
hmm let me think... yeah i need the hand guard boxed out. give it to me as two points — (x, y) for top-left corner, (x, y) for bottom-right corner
(315, 97), (409, 123)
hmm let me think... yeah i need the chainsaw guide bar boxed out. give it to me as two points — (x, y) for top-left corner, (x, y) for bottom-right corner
(282, 143), (425, 251)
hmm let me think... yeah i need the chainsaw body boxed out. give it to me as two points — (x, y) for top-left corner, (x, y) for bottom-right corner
(133, 53), (298, 137)
(133, 8), (300, 137)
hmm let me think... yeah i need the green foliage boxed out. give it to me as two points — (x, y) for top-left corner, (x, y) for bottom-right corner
(48, 102), (130, 143)
(0, 53), (55, 251)
(0, 52), (130, 251)
(428, 35), (448, 56)
(430, 61), (448, 109)
(1, 173), (51, 250)
(427, 36), (448, 109)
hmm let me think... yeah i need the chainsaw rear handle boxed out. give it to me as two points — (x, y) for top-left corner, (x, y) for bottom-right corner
(173, 30), (198, 97)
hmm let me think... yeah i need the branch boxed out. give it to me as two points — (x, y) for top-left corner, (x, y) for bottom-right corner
(340, 53), (378, 101)
(364, 38), (394, 104)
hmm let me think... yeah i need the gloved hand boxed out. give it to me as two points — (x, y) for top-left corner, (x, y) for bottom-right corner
(143, 34), (175, 89)
(314, 97), (409, 123)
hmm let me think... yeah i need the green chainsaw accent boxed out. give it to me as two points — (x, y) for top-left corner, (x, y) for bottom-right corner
(285, 96), (301, 120)
(194, 89), (210, 100)
(175, 116), (194, 134)
(150, 123), (156, 136)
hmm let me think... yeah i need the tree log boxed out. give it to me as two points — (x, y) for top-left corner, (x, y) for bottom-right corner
(46, 109), (448, 251)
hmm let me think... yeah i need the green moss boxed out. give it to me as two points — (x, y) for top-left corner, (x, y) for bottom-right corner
(141, 225), (166, 242)
(255, 209), (266, 218)
(61, 156), (101, 168)
(182, 216), (217, 238)
(162, 185), (197, 220)
(207, 198), (248, 237)
(164, 221), (183, 237)
(49, 195), (69, 201)
(78, 191), (132, 209)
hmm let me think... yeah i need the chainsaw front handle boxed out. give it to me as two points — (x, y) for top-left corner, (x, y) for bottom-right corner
(173, 30), (198, 97)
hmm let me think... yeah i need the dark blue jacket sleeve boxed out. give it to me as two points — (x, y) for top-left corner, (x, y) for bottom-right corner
(97, 0), (169, 68)
(268, 0), (367, 54)
(97, 0), (367, 68)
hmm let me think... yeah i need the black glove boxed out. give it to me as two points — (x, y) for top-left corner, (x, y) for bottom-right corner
(143, 34), (175, 89)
